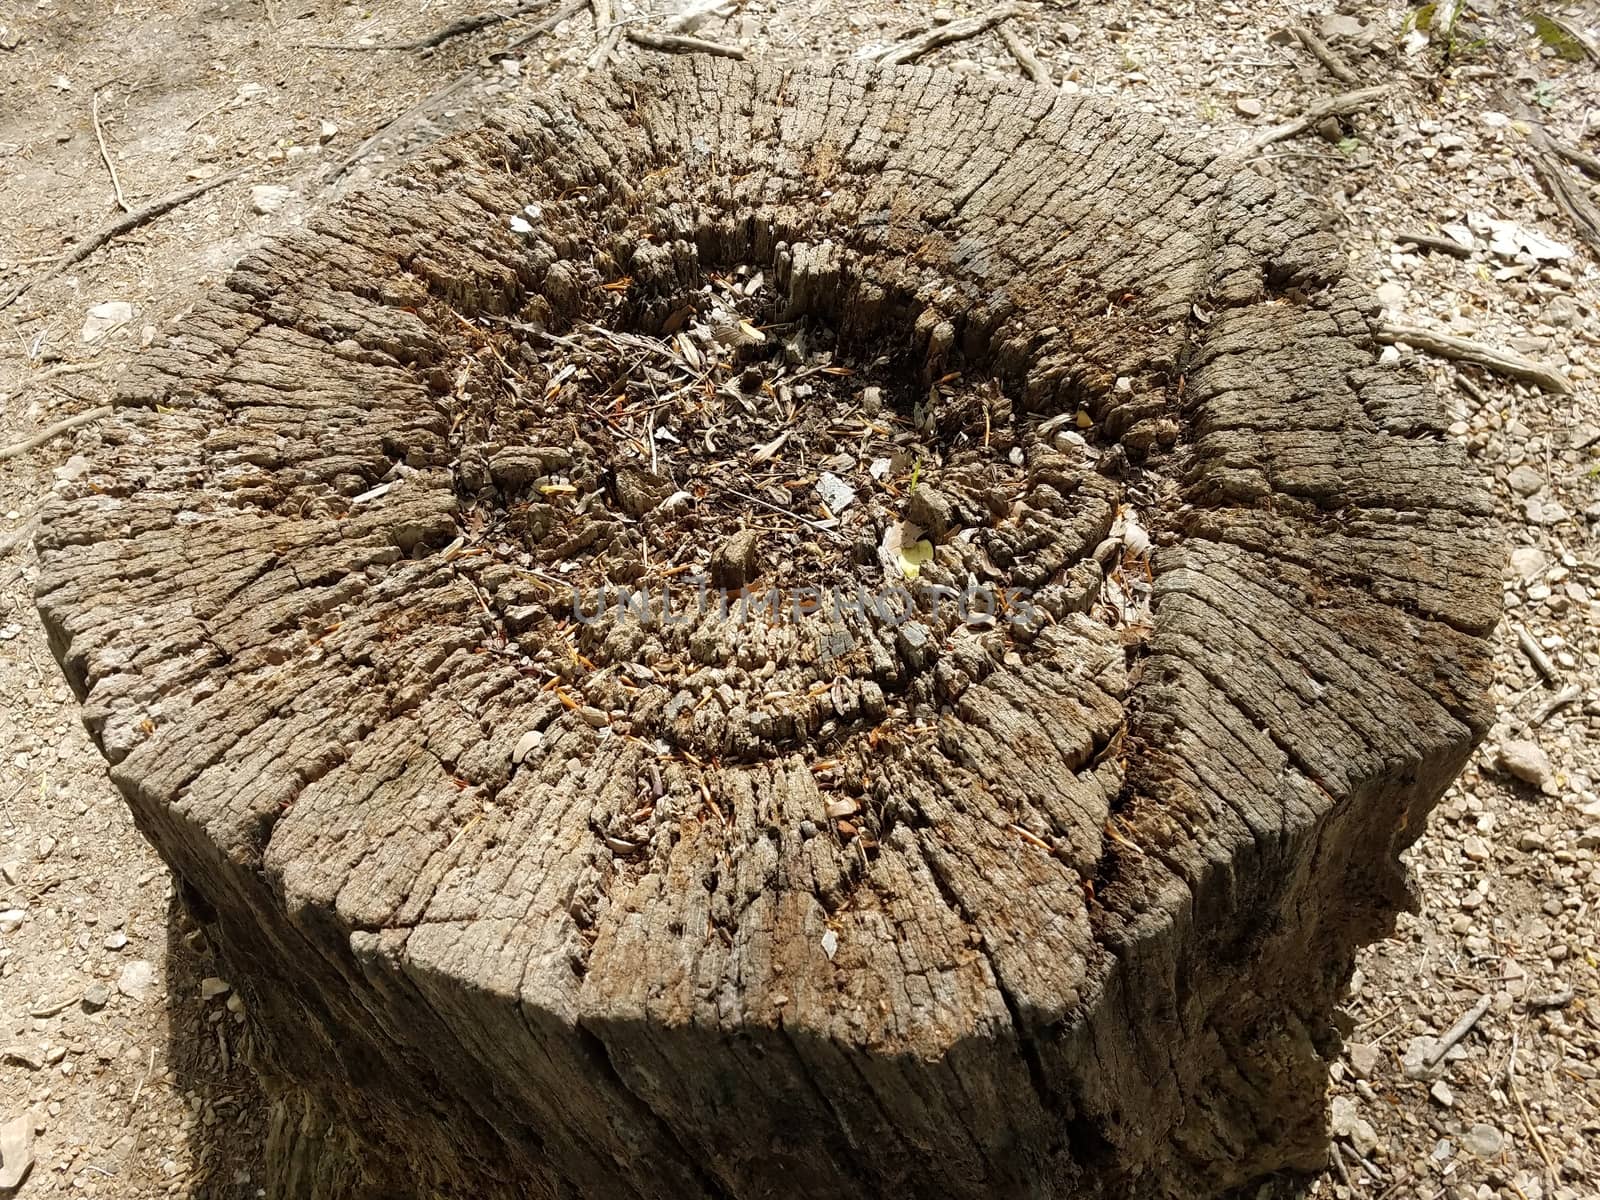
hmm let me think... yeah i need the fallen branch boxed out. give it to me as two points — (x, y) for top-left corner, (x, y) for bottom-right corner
(2, 361), (104, 399)
(663, 0), (742, 35)
(504, 0), (588, 50)
(0, 170), (243, 312)
(1234, 84), (1394, 158)
(1423, 992), (1491, 1070)
(585, 0), (615, 69)
(870, 4), (1022, 67)
(0, 518), (36, 559)
(999, 24), (1050, 86)
(1393, 229), (1472, 258)
(1514, 623), (1560, 683)
(1553, 139), (1600, 181)
(1291, 26), (1361, 84)
(626, 29), (743, 58)
(303, 0), (558, 52)
(407, 0), (558, 51)
(326, 0), (587, 188)
(1377, 322), (1571, 394)
(91, 91), (130, 213)
(1526, 131), (1600, 256)
(1532, 683), (1582, 726)
(0, 406), (113, 463)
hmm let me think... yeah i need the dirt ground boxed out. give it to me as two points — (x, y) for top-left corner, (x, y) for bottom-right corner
(1, 1), (1597, 1198)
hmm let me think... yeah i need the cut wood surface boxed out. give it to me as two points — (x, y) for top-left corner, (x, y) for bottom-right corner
(35, 59), (1496, 1200)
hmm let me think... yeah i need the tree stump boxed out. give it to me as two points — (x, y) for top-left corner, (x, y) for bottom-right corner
(37, 60), (1498, 1200)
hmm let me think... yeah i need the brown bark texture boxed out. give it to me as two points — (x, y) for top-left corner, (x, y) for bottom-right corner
(35, 58), (1497, 1200)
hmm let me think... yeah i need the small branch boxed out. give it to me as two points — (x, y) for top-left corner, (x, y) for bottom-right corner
(0, 170), (244, 312)
(303, 0), (557, 52)
(869, 4), (1022, 67)
(663, 0), (742, 35)
(1422, 992), (1491, 1070)
(403, 0), (556, 52)
(1526, 131), (1600, 256)
(626, 29), (744, 58)
(1376, 322), (1571, 395)
(1532, 683), (1582, 726)
(1393, 229), (1472, 258)
(1291, 26), (1361, 84)
(585, 0), (620, 69)
(587, 21), (624, 69)
(999, 24), (1050, 86)
(1234, 84), (1394, 158)
(0, 406), (114, 463)
(325, 0), (586, 188)
(92, 91), (130, 213)
(503, 0), (588, 51)
(1553, 139), (1600, 181)
(1514, 623), (1560, 683)
(325, 73), (477, 186)
(0, 522), (36, 559)
(2, 361), (104, 399)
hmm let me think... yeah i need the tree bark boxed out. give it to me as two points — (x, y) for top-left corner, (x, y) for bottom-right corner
(35, 59), (1496, 1200)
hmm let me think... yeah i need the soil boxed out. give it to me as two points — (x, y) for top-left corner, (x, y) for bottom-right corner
(1, 2), (1597, 1198)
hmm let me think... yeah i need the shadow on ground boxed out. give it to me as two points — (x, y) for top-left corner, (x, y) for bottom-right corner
(165, 894), (268, 1198)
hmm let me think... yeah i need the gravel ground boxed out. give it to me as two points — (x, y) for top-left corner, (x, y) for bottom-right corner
(1, 2), (1597, 1197)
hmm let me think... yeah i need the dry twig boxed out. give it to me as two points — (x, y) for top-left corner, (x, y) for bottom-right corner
(1526, 131), (1600, 255)
(626, 29), (744, 58)
(663, 0), (741, 35)
(91, 91), (130, 212)
(999, 24), (1050, 85)
(869, 4), (1022, 66)
(1291, 26), (1361, 84)
(1376, 322), (1571, 395)
(1393, 229), (1472, 258)
(0, 406), (114, 463)
(327, 0), (586, 188)
(1514, 623), (1560, 684)
(1422, 993), (1491, 1070)
(1234, 84), (1393, 157)
(585, 0), (618, 69)
(1553, 139), (1600, 180)
(0, 171), (243, 311)
(310, 0), (559, 52)
(2, 361), (104, 399)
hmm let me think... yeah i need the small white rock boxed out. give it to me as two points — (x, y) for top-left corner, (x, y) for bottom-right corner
(1497, 740), (1553, 788)
(250, 184), (293, 215)
(116, 959), (157, 1003)
(80, 301), (133, 343)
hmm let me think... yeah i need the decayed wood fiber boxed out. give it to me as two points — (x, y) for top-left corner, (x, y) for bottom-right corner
(35, 58), (1495, 1200)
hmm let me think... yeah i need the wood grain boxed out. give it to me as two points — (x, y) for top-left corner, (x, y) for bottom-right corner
(35, 59), (1495, 1200)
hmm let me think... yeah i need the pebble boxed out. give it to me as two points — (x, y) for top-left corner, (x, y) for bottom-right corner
(1507, 464), (1545, 496)
(0, 1112), (33, 1190)
(1497, 740), (1553, 788)
(103, 930), (128, 951)
(250, 184), (292, 214)
(116, 959), (157, 1003)
(1429, 1079), (1454, 1107)
(1509, 546), (1547, 579)
(1234, 97), (1263, 117)
(81, 983), (110, 1012)
(1464, 1122), (1505, 1157)
(200, 977), (230, 1001)
(80, 300), (133, 343)
(1346, 1041), (1381, 1078)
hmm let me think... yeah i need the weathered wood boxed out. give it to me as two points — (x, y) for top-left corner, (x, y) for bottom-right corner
(35, 59), (1495, 1200)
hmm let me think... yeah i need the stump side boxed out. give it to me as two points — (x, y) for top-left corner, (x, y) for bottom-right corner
(36, 59), (1496, 1200)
